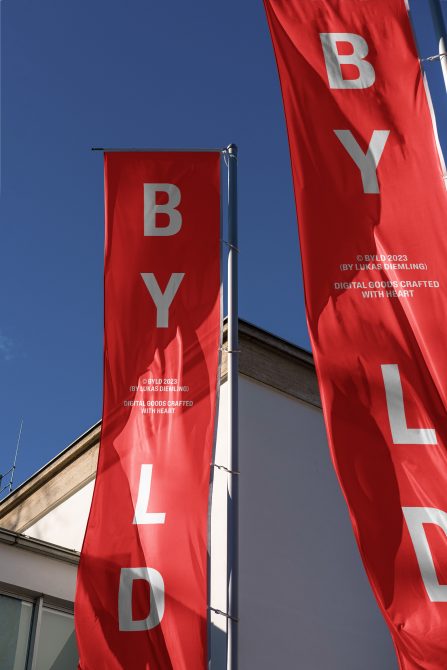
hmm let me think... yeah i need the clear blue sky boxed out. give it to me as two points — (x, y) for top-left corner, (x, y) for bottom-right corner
(1, 0), (446, 489)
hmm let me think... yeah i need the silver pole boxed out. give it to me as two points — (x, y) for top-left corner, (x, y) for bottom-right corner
(91, 147), (224, 153)
(226, 143), (239, 670)
(428, 0), (447, 90)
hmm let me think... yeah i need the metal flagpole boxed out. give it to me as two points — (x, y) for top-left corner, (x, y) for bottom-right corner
(428, 0), (447, 90)
(226, 143), (239, 670)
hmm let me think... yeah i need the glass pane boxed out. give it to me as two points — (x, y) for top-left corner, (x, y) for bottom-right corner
(35, 607), (78, 670)
(0, 594), (33, 670)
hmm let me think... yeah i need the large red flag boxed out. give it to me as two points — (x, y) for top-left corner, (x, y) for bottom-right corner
(75, 151), (221, 669)
(264, 1), (447, 667)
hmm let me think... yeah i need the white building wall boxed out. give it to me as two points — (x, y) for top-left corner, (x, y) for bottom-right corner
(0, 543), (77, 603)
(238, 376), (396, 669)
(22, 374), (397, 668)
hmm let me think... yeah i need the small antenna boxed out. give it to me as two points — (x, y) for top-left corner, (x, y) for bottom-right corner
(0, 419), (23, 498)
(9, 419), (23, 493)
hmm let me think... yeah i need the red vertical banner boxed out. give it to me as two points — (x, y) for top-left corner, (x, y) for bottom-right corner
(75, 151), (221, 669)
(264, 1), (447, 668)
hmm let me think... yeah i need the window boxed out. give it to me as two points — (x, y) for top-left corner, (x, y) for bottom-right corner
(0, 594), (33, 669)
(0, 591), (78, 670)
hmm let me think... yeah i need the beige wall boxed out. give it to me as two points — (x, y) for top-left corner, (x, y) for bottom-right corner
(25, 480), (95, 553)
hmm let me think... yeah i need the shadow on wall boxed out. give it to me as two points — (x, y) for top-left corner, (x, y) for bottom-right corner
(209, 620), (227, 670)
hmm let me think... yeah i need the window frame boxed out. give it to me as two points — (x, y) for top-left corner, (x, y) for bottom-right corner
(0, 582), (76, 670)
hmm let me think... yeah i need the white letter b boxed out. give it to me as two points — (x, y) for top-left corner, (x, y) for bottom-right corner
(144, 184), (182, 236)
(320, 33), (375, 89)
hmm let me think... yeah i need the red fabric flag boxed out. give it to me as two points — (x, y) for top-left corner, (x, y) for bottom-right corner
(75, 151), (221, 669)
(264, 1), (447, 667)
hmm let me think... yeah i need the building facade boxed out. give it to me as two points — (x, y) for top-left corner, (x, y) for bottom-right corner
(0, 321), (397, 669)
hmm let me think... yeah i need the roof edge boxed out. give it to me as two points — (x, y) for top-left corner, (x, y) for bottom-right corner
(0, 527), (80, 565)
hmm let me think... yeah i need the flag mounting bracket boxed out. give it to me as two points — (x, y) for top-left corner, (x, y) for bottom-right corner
(221, 239), (240, 253)
(420, 52), (447, 62)
(211, 463), (240, 475)
(208, 607), (239, 623)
